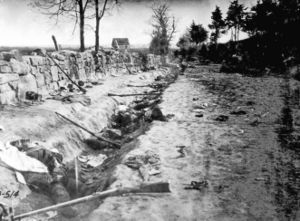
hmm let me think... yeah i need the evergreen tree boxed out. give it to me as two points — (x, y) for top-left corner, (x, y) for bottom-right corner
(189, 21), (208, 45)
(226, 0), (247, 42)
(208, 6), (226, 44)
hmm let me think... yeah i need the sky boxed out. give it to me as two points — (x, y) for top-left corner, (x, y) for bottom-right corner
(0, 0), (257, 48)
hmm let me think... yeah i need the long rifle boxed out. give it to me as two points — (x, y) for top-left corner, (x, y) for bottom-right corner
(45, 53), (87, 93)
(108, 92), (160, 97)
(14, 182), (170, 220)
(55, 112), (120, 148)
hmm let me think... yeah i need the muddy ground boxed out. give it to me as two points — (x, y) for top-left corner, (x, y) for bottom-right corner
(89, 66), (300, 221)
(1, 65), (300, 220)
(0, 67), (174, 220)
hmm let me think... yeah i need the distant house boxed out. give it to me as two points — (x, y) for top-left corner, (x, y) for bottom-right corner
(112, 38), (130, 51)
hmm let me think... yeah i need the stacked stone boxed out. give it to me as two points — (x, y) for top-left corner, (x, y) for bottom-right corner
(0, 54), (30, 104)
(0, 50), (97, 105)
(0, 49), (163, 105)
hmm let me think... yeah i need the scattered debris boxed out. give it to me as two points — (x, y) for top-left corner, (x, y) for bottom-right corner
(25, 91), (42, 101)
(193, 103), (208, 110)
(84, 138), (118, 150)
(124, 156), (144, 169)
(101, 128), (123, 140)
(195, 113), (204, 118)
(175, 145), (186, 158)
(166, 114), (175, 119)
(48, 93), (91, 106)
(155, 76), (163, 81)
(214, 115), (229, 122)
(133, 98), (161, 111)
(255, 177), (266, 181)
(148, 168), (161, 176)
(230, 109), (247, 115)
(184, 180), (208, 191)
(246, 101), (255, 106)
(61, 94), (91, 106)
(124, 151), (161, 180)
(117, 105), (129, 112)
(249, 118), (260, 126)
(213, 184), (229, 193)
(78, 80), (85, 87)
(85, 154), (107, 168)
(77, 155), (89, 163)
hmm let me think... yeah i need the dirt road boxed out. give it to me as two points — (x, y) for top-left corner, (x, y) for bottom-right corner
(89, 67), (300, 221)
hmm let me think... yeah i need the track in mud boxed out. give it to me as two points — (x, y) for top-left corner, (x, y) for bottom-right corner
(191, 69), (300, 221)
(87, 67), (300, 221)
(274, 76), (300, 221)
(10, 66), (300, 221)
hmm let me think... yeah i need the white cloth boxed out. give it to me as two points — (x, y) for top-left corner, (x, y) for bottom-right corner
(0, 142), (48, 173)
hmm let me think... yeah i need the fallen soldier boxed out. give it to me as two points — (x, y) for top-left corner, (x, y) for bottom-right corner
(6, 140), (81, 217)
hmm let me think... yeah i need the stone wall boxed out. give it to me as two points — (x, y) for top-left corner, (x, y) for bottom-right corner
(0, 49), (162, 105)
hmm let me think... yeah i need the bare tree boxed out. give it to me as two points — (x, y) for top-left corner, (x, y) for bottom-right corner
(149, 3), (176, 55)
(93, 0), (119, 52)
(32, 0), (91, 52)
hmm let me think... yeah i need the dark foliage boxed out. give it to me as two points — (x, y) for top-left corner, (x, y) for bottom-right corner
(209, 6), (226, 44)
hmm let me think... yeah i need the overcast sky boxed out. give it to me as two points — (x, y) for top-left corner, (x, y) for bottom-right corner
(0, 0), (256, 48)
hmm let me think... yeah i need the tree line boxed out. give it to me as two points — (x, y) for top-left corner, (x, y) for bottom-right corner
(175, 0), (300, 72)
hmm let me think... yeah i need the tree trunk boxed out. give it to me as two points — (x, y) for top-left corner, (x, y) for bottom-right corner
(79, 0), (85, 52)
(95, 0), (100, 52)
